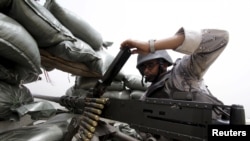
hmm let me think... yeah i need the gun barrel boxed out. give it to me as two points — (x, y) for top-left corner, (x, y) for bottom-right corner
(33, 94), (61, 103)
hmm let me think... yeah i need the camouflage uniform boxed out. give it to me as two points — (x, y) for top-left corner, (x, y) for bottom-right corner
(140, 27), (229, 119)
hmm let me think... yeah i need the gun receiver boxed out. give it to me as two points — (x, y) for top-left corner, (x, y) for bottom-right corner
(101, 98), (245, 141)
(93, 47), (131, 98)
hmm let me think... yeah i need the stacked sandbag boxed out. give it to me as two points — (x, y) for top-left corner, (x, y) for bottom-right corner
(39, 49), (101, 77)
(2, 0), (121, 78)
(0, 12), (42, 84)
(0, 81), (33, 121)
(123, 74), (149, 99)
(0, 12), (40, 121)
(66, 75), (130, 99)
(4, 0), (90, 75)
(43, 0), (122, 77)
(0, 113), (75, 141)
(0, 0), (11, 13)
(0, 0), (99, 77)
(6, 0), (76, 48)
(44, 0), (103, 50)
(0, 3), (59, 122)
(66, 74), (149, 100)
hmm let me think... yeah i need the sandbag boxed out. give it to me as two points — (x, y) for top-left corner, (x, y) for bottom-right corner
(0, 115), (33, 133)
(0, 113), (76, 141)
(7, 0), (76, 48)
(44, 0), (103, 50)
(75, 76), (125, 91)
(123, 74), (149, 91)
(65, 86), (90, 97)
(0, 13), (42, 83)
(0, 61), (41, 85)
(45, 38), (100, 64)
(66, 86), (130, 99)
(102, 90), (131, 100)
(0, 81), (34, 121)
(0, 63), (22, 85)
(40, 49), (101, 77)
(0, 0), (11, 13)
(130, 90), (145, 100)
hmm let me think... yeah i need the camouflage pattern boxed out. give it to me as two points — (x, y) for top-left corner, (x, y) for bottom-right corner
(140, 28), (229, 119)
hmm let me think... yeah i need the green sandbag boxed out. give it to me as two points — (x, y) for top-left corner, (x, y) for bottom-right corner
(75, 76), (125, 91)
(0, 113), (75, 141)
(130, 90), (145, 100)
(66, 86), (130, 100)
(45, 38), (100, 64)
(0, 13), (42, 83)
(102, 90), (131, 100)
(0, 63), (20, 85)
(7, 0), (76, 48)
(0, 81), (34, 120)
(123, 74), (149, 91)
(44, 0), (103, 50)
(65, 86), (90, 97)
(0, 61), (40, 85)
(0, 0), (11, 13)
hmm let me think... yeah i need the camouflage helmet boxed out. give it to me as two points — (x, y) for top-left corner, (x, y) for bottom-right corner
(136, 50), (173, 68)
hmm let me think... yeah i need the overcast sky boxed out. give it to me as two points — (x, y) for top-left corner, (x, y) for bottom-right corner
(27, 0), (250, 119)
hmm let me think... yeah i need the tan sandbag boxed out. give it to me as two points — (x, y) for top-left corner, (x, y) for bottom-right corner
(7, 0), (76, 48)
(0, 13), (42, 83)
(40, 49), (101, 77)
(44, 0), (103, 50)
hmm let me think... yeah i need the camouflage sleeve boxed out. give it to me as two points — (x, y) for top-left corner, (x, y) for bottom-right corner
(174, 27), (229, 79)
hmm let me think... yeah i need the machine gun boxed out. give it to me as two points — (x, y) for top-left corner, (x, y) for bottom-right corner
(34, 47), (246, 141)
(33, 94), (246, 141)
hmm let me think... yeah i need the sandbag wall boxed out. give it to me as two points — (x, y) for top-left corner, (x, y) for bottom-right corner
(0, 3), (40, 120)
(0, 0), (123, 121)
(66, 74), (148, 100)
(1, 0), (116, 77)
(43, 0), (148, 99)
(43, 0), (119, 76)
(44, 0), (139, 101)
(0, 0), (148, 122)
(4, 0), (103, 76)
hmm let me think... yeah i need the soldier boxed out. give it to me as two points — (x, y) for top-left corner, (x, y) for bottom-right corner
(121, 27), (229, 140)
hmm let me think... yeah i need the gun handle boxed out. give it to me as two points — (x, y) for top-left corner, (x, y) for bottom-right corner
(93, 47), (131, 98)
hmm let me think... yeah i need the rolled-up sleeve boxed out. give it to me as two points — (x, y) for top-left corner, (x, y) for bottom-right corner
(173, 27), (229, 79)
(175, 27), (202, 55)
